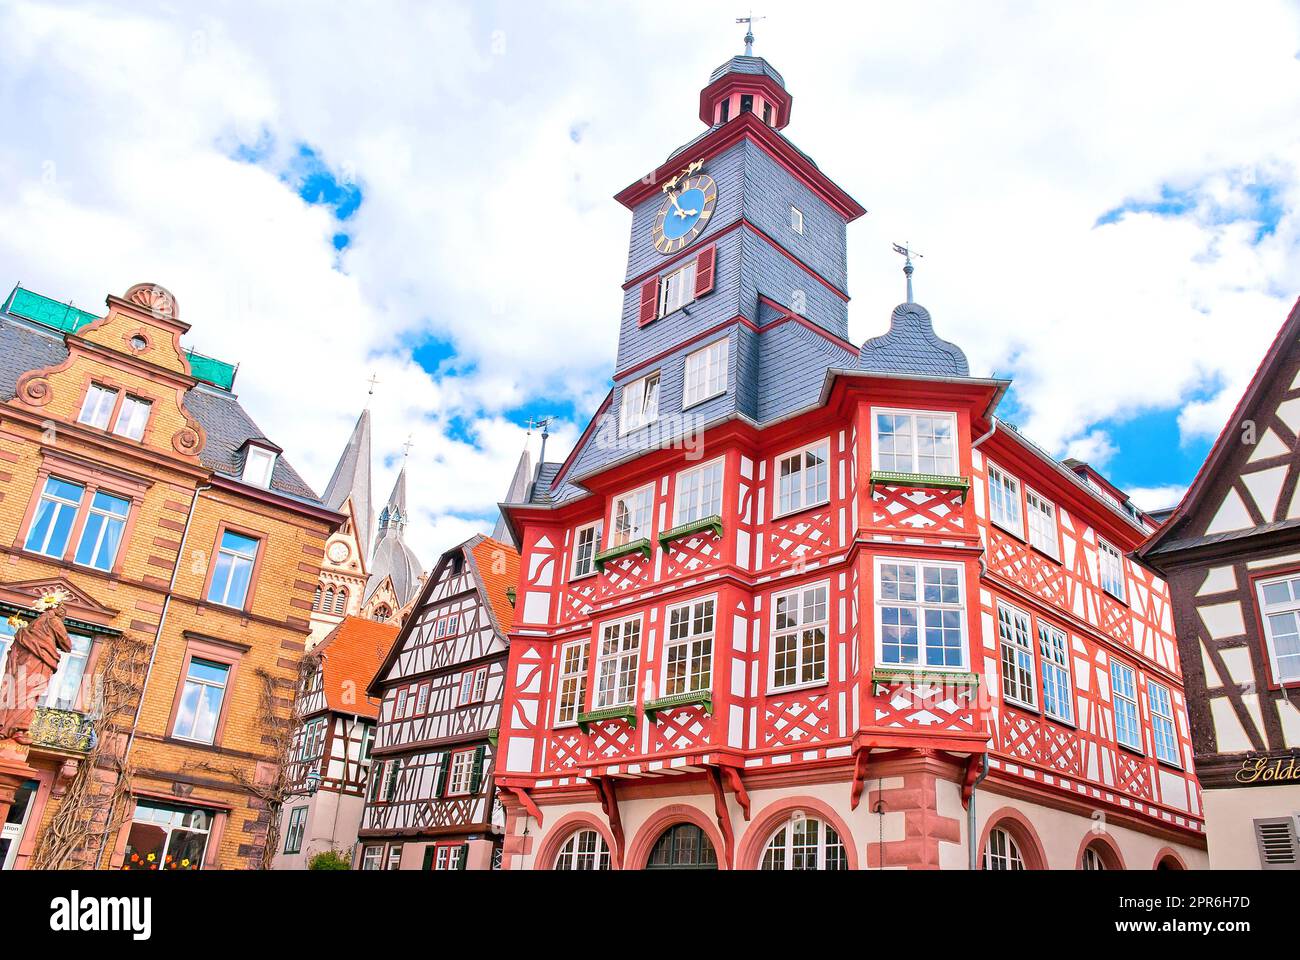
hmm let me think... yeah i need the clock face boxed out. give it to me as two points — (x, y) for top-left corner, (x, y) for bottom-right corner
(651, 173), (718, 255)
(327, 541), (350, 564)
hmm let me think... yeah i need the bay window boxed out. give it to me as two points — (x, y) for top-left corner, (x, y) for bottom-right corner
(663, 597), (714, 696)
(675, 458), (723, 525)
(873, 409), (958, 476)
(571, 521), (602, 578)
(610, 485), (653, 547)
(877, 559), (966, 669)
(771, 583), (828, 690)
(594, 616), (641, 709)
(556, 640), (589, 725)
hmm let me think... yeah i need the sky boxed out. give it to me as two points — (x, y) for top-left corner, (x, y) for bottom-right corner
(1, 0), (1298, 565)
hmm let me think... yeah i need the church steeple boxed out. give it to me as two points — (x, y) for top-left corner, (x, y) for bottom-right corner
(366, 460), (423, 607)
(322, 407), (374, 560)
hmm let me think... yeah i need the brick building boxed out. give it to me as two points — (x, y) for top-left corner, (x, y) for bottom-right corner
(0, 282), (341, 870)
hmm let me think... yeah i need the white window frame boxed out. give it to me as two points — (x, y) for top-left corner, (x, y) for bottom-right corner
(172, 656), (230, 744)
(996, 601), (1036, 709)
(554, 829), (610, 870)
(1255, 573), (1300, 685)
(1038, 621), (1074, 724)
(1110, 659), (1142, 752)
(674, 457), (724, 526)
(43, 633), (93, 711)
(594, 615), (641, 709)
(620, 371), (660, 435)
(760, 815), (848, 871)
(1148, 680), (1179, 766)
(658, 260), (697, 317)
(25, 477), (84, 558)
(242, 445), (277, 489)
(446, 748), (475, 796)
(1025, 487), (1059, 558)
(112, 394), (152, 441)
(73, 490), (130, 571)
(875, 557), (968, 670)
(871, 408), (959, 476)
(555, 639), (589, 726)
(983, 828), (1025, 870)
(457, 666), (488, 706)
(1098, 539), (1127, 603)
(683, 337), (728, 409)
(208, 530), (259, 608)
(609, 483), (654, 548)
(987, 462), (1024, 538)
(789, 205), (804, 235)
(361, 845), (383, 870)
(77, 384), (118, 430)
(571, 520), (603, 579)
(663, 596), (715, 697)
(774, 439), (830, 519)
(770, 582), (829, 692)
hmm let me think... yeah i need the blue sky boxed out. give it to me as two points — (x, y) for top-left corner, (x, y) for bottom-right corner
(2, 0), (1298, 558)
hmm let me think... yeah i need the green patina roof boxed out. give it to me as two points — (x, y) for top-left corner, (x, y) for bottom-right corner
(4, 285), (238, 391)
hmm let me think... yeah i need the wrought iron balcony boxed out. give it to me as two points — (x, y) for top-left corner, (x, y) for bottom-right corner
(28, 706), (97, 753)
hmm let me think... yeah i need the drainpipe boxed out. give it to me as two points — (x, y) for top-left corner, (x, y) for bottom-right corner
(971, 419), (998, 450)
(967, 753), (990, 870)
(95, 484), (210, 867)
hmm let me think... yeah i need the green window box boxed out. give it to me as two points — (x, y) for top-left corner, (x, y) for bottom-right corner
(594, 538), (652, 572)
(644, 690), (713, 722)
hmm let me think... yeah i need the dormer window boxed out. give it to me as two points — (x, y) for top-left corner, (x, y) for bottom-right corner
(241, 443), (277, 489)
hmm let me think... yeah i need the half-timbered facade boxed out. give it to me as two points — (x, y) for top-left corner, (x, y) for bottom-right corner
(493, 50), (1208, 871)
(357, 535), (519, 869)
(1140, 299), (1300, 870)
(273, 615), (396, 868)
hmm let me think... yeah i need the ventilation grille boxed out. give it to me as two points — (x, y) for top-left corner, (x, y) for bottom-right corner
(1253, 818), (1299, 869)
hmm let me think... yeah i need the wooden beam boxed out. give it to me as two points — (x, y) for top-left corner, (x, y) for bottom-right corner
(723, 765), (750, 821)
(850, 747), (870, 811)
(507, 785), (544, 827)
(706, 766), (735, 868)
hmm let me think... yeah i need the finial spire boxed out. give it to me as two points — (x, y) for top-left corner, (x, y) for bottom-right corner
(892, 242), (923, 303)
(401, 434), (414, 460)
(736, 11), (765, 56)
(366, 372), (380, 408)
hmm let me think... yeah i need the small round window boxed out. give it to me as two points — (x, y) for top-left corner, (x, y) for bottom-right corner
(130, 335), (148, 351)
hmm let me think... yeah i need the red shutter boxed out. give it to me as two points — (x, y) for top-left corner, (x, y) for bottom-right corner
(638, 277), (659, 326)
(694, 245), (716, 298)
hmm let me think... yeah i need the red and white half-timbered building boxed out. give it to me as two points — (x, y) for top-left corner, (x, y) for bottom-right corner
(356, 535), (519, 870)
(493, 49), (1208, 871)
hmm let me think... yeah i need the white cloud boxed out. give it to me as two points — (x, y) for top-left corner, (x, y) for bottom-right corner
(1, 0), (1298, 566)
(1126, 485), (1190, 513)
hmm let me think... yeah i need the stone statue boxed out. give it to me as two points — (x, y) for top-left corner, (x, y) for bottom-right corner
(0, 603), (73, 744)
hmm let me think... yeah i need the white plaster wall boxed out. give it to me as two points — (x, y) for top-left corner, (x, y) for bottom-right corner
(1202, 785), (1300, 869)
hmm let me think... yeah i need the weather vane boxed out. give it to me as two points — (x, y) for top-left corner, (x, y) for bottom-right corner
(736, 12), (765, 56)
(401, 434), (414, 459)
(892, 242), (923, 303)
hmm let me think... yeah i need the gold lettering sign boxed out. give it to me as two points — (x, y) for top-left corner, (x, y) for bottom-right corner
(1235, 755), (1300, 785)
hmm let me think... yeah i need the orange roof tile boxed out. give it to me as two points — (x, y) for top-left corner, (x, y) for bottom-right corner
(469, 536), (520, 635)
(313, 616), (400, 719)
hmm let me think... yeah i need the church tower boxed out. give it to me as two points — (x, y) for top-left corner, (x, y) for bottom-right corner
(309, 406), (374, 647)
(361, 461), (424, 623)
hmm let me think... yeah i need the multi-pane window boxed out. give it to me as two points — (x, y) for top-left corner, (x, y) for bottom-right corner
(383, 758), (401, 801)
(556, 640), (589, 724)
(760, 816), (847, 871)
(77, 384), (118, 430)
(458, 666), (488, 705)
(368, 761), (385, 802)
(430, 843), (464, 870)
(1038, 622), (1073, 723)
(610, 485), (653, 547)
(1110, 659), (1142, 751)
(361, 845), (383, 870)
(283, 807), (307, 854)
(877, 560), (966, 669)
(112, 395), (152, 441)
(983, 828), (1024, 870)
(987, 463), (1023, 536)
(1081, 846), (1107, 870)
(572, 521), (602, 578)
(25, 477), (84, 558)
(997, 602), (1036, 708)
(1025, 488), (1058, 558)
(386, 845), (402, 870)
(173, 658), (230, 744)
(446, 749), (475, 796)
(873, 410), (958, 475)
(207, 530), (259, 608)
(664, 598), (714, 696)
(1148, 681), (1179, 765)
(43, 633), (92, 710)
(659, 260), (697, 317)
(296, 717), (326, 763)
(594, 617), (641, 708)
(771, 583), (827, 690)
(1255, 573), (1300, 684)
(74, 491), (130, 571)
(683, 338), (728, 407)
(554, 829), (610, 870)
(414, 683), (429, 715)
(620, 372), (660, 434)
(776, 440), (829, 517)
(675, 459), (723, 525)
(123, 801), (211, 871)
(1097, 539), (1127, 602)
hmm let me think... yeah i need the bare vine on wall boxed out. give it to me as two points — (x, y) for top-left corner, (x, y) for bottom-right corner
(29, 633), (152, 870)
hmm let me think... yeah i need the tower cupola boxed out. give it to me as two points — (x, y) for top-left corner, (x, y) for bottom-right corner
(700, 55), (792, 130)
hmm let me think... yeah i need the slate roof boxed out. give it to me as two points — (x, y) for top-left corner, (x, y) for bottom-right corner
(859, 302), (970, 377)
(0, 311), (321, 504)
(312, 616), (398, 719)
(493, 446), (532, 544)
(708, 55), (786, 88)
(321, 408), (374, 559)
(365, 464), (423, 605)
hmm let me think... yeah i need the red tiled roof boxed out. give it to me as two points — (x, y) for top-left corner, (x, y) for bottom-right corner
(313, 616), (399, 719)
(470, 536), (520, 635)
